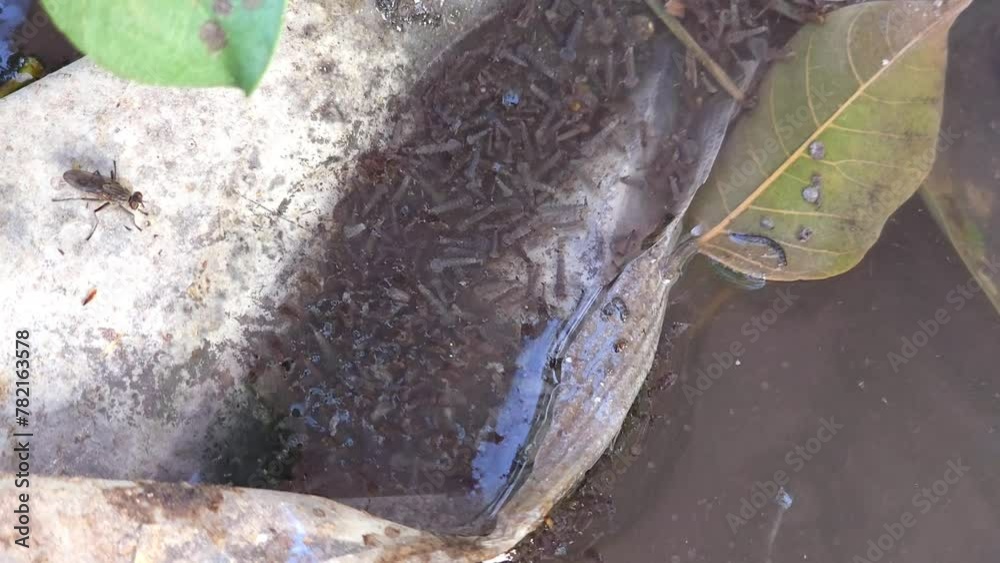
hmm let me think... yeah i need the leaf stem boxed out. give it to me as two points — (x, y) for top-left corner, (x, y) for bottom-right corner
(644, 0), (745, 103)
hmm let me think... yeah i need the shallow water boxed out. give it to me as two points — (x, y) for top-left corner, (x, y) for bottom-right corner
(592, 197), (1000, 562)
(204, 0), (691, 534)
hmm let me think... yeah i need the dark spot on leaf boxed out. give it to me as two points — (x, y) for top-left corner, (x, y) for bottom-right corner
(200, 20), (227, 53)
(797, 226), (814, 242)
(214, 0), (233, 16)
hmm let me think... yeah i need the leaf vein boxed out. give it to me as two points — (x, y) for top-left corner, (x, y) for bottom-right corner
(846, 9), (866, 86)
(828, 124), (929, 139)
(749, 205), (851, 220)
(805, 35), (821, 126)
(772, 238), (852, 256)
(769, 80), (791, 156)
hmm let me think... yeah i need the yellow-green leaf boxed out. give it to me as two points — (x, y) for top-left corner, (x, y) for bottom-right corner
(686, 0), (971, 281)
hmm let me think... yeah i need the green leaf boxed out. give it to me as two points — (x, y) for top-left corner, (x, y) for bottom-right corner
(686, 0), (971, 281)
(42, 0), (285, 94)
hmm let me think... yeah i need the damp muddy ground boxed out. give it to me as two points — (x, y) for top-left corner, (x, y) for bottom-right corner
(509, 1), (1000, 562)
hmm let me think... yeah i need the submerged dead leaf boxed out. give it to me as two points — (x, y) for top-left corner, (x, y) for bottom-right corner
(686, 0), (972, 281)
(920, 0), (1000, 317)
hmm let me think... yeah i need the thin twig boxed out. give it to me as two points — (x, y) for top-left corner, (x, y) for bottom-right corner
(644, 0), (745, 103)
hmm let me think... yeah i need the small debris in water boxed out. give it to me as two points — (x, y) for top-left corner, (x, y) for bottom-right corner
(82, 288), (97, 306)
(775, 487), (794, 509)
(601, 296), (629, 322)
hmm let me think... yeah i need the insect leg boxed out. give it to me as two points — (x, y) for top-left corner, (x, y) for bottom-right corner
(119, 203), (144, 232)
(87, 202), (112, 241)
(51, 197), (107, 202)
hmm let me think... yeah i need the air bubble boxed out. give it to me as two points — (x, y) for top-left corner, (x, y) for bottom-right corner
(798, 226), (814, 242)
(802, 173), (822, 204)
(802, 186), (820, 204)
(808, 141), (826, 160)
(760, 217), (775, 230)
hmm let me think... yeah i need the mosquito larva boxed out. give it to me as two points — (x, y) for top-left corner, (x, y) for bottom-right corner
(556, 123), (591, 142)
(538, 203), (586, 216)
(390, 176), (413, 203)
(529, 83), (557, 107)
(623, 45), (639, 89)
(604, 50), (616, 96)
(416, 282), (451, 319)
(492, 119), (513, 138)
(490, 228), (500, 258)
(465, 146), (482, 179)
(361, 183), (389, 217)
(503, 223), (534, 246)
(559, 12), (585, 62)
(516, 44), (558, 81)
(429, 195), (473, 215)
(430, 256), (484, 273)
(466, 128), (491, 145)
(534, 149), (565, 179)
(555, 238), (567, 299)
(455, 205), (497, 232)
(499, 49), (529, 68)
(410, 138), (463, 155)
(344, 223), (367, 239)
(518, 120), (534, 154)
(495, 176), (514, 197)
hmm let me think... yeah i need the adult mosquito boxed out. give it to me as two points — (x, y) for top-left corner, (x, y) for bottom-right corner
(53, 161), (148, 241)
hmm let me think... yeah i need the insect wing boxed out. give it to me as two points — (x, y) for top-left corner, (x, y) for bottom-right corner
(62, 170), (130, 201)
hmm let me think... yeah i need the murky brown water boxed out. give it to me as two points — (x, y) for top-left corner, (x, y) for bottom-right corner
(589, 198), (1000, 563)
